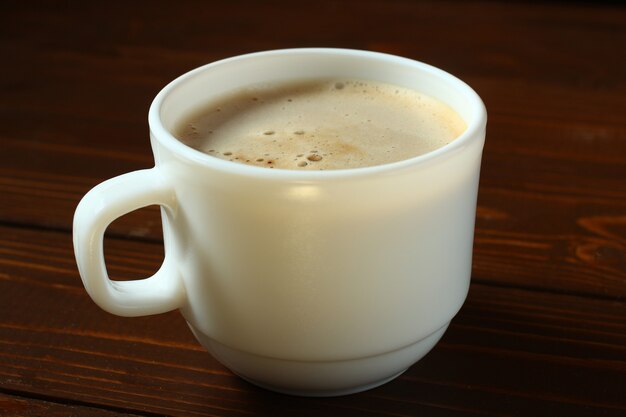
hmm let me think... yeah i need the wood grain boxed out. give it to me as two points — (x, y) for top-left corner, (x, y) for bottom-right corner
(0, 392), (145, 417)
(1, 225), (625, 416)
(1, 0), (625, 415)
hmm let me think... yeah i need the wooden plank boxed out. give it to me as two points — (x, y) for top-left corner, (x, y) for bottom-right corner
(0, 225), (624, 416)
(0, 392), (147, 417)
(2, 1), (625, 87)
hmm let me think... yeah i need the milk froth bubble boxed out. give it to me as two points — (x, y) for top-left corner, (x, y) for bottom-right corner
(174, 79), (466, 170)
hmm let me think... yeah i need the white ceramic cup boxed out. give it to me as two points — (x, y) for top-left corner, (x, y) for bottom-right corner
(73, 48), (486, 396)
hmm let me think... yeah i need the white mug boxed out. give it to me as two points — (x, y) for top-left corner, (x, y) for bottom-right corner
(73, 48), (486, 396)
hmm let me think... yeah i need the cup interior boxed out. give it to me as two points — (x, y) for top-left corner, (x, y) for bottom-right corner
(149, 48), (486, 174)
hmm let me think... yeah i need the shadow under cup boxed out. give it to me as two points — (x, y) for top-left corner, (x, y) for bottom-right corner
(114, 49), (487, 397)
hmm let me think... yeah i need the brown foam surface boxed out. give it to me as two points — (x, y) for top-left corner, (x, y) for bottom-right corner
(174, 79), (466, 170)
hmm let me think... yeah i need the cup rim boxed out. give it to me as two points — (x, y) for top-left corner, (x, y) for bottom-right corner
(148, 48), (486, 180)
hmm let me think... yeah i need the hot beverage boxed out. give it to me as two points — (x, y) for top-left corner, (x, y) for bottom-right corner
(174, 79), (466, 170)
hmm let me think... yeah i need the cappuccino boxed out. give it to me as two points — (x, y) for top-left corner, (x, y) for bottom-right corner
(174, 79), (465, 170)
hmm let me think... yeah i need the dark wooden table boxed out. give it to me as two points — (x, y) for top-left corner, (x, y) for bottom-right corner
(2, 1), (625, 416)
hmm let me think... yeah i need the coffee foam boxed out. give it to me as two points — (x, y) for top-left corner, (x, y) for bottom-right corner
(174, 79), (466, 170)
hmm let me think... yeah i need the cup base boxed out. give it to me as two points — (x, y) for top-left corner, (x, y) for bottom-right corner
(189, 323), (448, 396)
(239, 368), (408, 397)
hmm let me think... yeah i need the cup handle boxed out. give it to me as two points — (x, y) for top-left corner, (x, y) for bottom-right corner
(73, 168), (185, 317)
